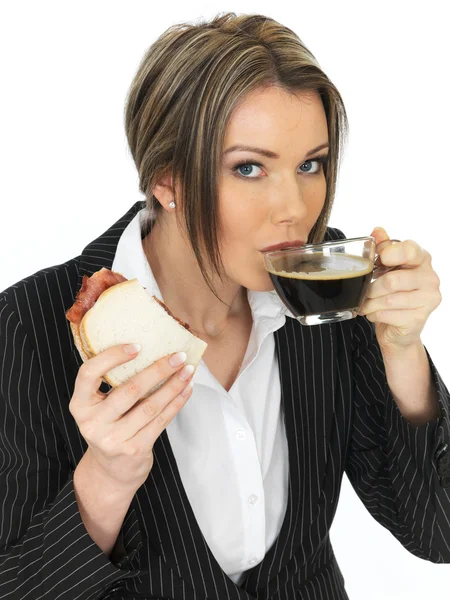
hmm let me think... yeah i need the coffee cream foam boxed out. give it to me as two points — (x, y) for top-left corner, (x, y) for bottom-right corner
(268, 253), (373, 281)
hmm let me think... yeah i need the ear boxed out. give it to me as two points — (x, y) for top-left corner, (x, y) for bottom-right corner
(153, 172), (175, 207)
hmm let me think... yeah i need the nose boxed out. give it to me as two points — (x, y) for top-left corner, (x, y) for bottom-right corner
(270, 180), (308, 225)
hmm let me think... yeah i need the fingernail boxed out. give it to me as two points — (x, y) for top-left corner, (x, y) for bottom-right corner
(169, 351), (187, 367)
(179, 364), (194, 381)
(124, 343), (142, 355)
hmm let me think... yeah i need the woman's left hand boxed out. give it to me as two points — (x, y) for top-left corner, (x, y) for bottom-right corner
(357, 227), (442, 353)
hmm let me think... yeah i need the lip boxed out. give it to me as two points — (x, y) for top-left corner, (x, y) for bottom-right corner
(260, 239), (306, 253)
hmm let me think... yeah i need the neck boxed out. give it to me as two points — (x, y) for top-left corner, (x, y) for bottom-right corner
(142, 216), (250, 338)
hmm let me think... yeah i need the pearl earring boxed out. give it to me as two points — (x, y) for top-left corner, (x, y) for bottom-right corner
(169, 201), (176, 209)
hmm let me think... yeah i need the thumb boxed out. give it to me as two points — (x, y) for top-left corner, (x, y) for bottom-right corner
(370, 226), (390, 245)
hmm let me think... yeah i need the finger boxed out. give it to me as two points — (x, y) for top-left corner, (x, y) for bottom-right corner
(379, 239), (424, 268)
(98, 353), (191, 423)
(111, 364), (195, 439)
(371, 227), (390, 246)
(359, 290), (429, 316)
(365, 307), (423, 327)
(73, 344), (186, 410)
(73, 344), (144, 407)
(125, 382), (194, 451)
(365, 268), (422, 299)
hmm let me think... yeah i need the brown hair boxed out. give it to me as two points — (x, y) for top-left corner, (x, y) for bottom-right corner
(124, 12), (349, 303)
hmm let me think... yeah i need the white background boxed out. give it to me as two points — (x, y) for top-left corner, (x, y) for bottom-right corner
(1, 1), (449, 598)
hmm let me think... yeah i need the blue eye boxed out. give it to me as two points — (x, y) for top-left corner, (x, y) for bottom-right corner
(234, 163), (264, 178)
(232, 154), (328, 180)
(300, 159), (321, 173)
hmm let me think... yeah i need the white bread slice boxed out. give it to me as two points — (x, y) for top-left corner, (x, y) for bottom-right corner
(78, 278), (208, 397)
(70, 320), (92, 363)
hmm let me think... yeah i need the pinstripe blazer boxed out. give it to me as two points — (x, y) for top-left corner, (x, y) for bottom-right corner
(1, 200), (450, 600)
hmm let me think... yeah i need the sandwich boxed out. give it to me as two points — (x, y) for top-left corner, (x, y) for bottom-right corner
(66, 268), (208, 397)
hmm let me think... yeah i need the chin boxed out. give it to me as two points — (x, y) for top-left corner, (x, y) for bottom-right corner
(244, 272), (276, 293)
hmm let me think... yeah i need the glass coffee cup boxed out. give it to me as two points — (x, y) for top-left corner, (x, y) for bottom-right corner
(263, 236), (402, 326)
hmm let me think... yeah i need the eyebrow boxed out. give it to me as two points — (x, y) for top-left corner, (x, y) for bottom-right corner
(223, 142), (329, 159)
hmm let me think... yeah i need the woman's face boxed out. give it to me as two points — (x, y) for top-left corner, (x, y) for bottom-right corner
(218, 86), (329, 292)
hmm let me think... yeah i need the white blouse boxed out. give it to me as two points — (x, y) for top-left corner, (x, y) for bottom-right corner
(111, 206), (292, 584)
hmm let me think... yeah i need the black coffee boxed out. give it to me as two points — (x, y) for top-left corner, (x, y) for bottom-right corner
(267, 252), (373, 317)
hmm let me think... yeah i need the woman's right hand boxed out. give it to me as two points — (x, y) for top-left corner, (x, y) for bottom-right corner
(69, 344), (194, 492)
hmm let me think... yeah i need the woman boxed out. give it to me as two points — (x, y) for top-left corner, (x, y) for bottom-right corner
(0, 12), (449, 600)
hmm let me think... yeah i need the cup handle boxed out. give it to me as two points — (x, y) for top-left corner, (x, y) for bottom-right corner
(371, 239), (402, 283)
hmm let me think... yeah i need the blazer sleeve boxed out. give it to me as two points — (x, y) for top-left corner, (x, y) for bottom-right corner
(0, 297), (142, 599)
(345, 310), (450, 563)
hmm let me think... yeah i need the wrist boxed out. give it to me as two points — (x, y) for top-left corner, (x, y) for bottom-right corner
(379, 338), (424, 360)
(78, 448), (139, 503)
(73, 449), (137, 557)
(380, 339), (439, 426)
